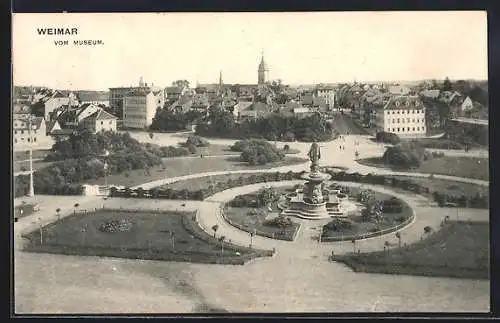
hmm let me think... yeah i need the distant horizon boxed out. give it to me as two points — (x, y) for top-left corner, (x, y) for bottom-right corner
(13, 77), (488, 93)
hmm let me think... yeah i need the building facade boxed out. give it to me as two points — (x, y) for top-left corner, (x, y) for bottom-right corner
(13, 115), (54, 150)
(315, 86), (336, 108)
(109, 78), (161, 118)
(123, 90), (164, 129)
(374, 96), (427, 137)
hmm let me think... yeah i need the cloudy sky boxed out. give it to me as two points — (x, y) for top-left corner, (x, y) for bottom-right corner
(13, 11), (487, 90)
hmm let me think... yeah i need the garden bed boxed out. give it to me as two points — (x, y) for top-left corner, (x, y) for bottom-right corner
(332, 221), (489, 279)
(21, 209), (272, 265)
(321, 188), (414, 241)
(224, 206), (300, 242)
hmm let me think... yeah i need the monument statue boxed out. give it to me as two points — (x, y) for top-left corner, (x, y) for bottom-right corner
(308, 141), (321, 173)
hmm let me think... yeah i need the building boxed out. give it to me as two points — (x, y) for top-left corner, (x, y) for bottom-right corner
(258, 52), (269, 85)
(79, 109), (118, 133)
(76, 91), (110, 106)
(109, 77), (161, 118)
(40, 91), (71, 121)
(373, 95), (427, 137)
(388, 85), (411, 96)
(123, 89), (164, 129)
(460, 96), (474, 112)
(315, 85), (335, 108)
(13, 115), (54, 150)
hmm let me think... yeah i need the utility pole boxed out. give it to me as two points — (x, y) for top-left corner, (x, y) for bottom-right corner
(28, 114), (35, 197)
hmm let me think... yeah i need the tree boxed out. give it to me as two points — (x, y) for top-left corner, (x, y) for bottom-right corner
(395, 232), (401, 248)
(219, 235), (226, 257)
(442, 77), (453, 91)
(212, 224), (219, 238)
(170, 231), (176, 252)
(250, 229), (256, 249)
(172, 80), (190, 88)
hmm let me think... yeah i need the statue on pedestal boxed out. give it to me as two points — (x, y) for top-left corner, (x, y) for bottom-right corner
(308, 141), (321, 173)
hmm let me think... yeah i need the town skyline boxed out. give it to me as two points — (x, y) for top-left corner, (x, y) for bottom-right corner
(13, 11), (487, 91)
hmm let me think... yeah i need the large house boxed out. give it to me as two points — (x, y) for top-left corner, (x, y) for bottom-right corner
(50, 104), (118, 134)
(13, 115), (54, 150)
(373, 95), (427, 137)
(123, 90), (164, 129)
(315, 85), (335, 108)
(109, 78), (162, 118)
(76, 91), (110, 106)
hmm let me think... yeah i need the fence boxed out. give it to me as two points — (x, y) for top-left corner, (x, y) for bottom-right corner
(321, 212), (415, 242)
(219, 205), (298, 242)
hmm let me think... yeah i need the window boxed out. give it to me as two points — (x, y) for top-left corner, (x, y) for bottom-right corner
(412, 119), (415, 123)
(27, 138), (30, 142)
(14, 139), (17, 143)
(392, 119), (395, 124)
(101, 121), (104, 125)
(33, 137), (36, 142)
(14, 130), (17, 134)
(397, 118), (400, 123)
(412, 127), (415, 131)
(21, 130), (24, 134)
(401, 128), (404, 132)
(417, 127), (420, 131)
(397, 127), (400, 132)
(402, 119), (405, 124)
(407, 127), (410, 131)
(109, 121), (112, 125)
(407, 118), (410, 123)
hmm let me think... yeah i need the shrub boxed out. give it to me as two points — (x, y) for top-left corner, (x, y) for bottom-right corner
(382, 141), (427, 168)
(186, 143), (197, 154)
(376, 131), (400, 145)
(238, 140), (285, 165)
(271, 215), (293, 228)
(324, 219), (353, 231)
(186, 135), (209, 147)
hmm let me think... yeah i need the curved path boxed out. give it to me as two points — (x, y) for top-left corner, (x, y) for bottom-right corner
(14, 129), (490, 313)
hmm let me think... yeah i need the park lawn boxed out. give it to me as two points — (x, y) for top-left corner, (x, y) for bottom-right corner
(85, 155), (307, 187)
(13, 149), (51, 161)
(13, 160), (54, 173)
(14, 203), (39, 219)
(321, 188), (413, 240)
(417, 156), (488, 181)
(225, 206), (300, 241)
(357, 156), (489, 181)
(388, 175), (489, 197)
(195, 144), (237, 156)
(21, 210), (271, 264)
(333, 221), (489, 279)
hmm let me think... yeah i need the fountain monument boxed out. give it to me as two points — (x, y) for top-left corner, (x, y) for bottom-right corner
(279, 141), (346, 219)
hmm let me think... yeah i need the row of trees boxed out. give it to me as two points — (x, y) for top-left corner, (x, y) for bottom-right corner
(196, 108), (335, 142)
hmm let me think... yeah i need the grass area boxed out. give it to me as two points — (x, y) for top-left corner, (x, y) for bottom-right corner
(195, 144), (237, 156)
(224, 186), (301, 241)
(321, 188), (413, 240)
(13, 149), (51, 161)
(13, 203), (39, 220)
(85, 155), (307, 187)
(21, 210), (272, 264)
(418, 156), (489, 181)
(225, 207), (300, 241)
(388, 175), (488, 197)
(333, 221), (489, 279)
(357, 156), (489, 181)
(13, 160), (54, 173)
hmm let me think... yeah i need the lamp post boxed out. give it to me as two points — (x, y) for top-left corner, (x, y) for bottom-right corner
(102, 149), (110, 196)
(27, 114), (35, 198)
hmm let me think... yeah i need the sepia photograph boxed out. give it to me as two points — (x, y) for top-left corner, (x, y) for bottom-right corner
(12, 11), (489, 314)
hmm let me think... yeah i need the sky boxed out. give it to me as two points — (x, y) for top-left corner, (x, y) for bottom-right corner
(12, 11), (488, 91)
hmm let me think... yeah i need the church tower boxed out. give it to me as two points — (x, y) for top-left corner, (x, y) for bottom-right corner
(258, 51), (269, 85)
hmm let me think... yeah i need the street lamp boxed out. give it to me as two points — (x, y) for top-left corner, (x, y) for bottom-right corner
(102, 149), (110, 196)
(27, 114), (35, 198)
